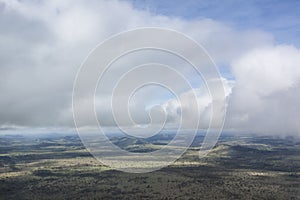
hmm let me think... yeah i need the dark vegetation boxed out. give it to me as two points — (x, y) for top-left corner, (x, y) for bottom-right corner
(0, 133), (299, 199)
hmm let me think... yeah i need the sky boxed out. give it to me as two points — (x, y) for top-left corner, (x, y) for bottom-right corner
(0, 0), (300, 137)
(132, 0), (300, 47)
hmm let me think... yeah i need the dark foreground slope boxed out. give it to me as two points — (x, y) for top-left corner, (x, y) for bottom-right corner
(0, 134), (299, 200)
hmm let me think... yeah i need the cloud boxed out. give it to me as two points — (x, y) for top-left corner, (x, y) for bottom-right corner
(0, 0), (299, 137)
(227, 45), (300, 136)
(160, 78), (234, 129)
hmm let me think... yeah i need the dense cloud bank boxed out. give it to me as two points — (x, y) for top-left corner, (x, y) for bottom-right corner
(0, 0), (299, 137)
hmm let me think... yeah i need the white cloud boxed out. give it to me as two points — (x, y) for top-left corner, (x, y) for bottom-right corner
(161, 78), (234, 129)
(227, 45), (300, 136)
(0, 0), (299, 136)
